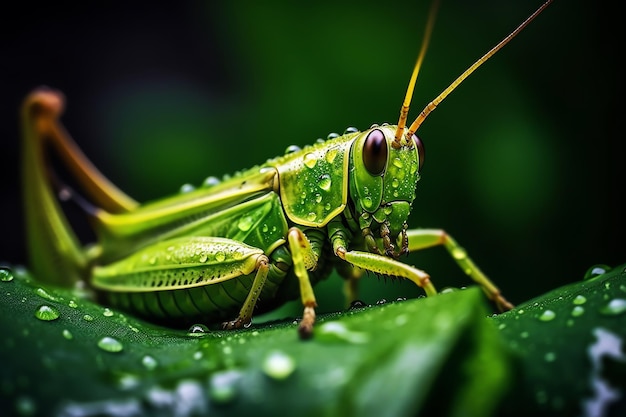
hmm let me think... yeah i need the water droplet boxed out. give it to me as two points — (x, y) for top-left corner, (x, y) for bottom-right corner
(317, 322), (369, 344)
(395, 314), (408, 326)
(315, 193), (322, 203)
(97, 336), (123, 353)
(285, 144), (301, 154)
(179, 183), (195, 193)
(324, 203), (331, 211)
(362, 196), (373, 209)
(83, 314), (94, 322)
(203, 176), (220, 187)
(35, 287), (60, 302)
(303, 153), (317, 168)
(571, 306), (585, 317)
(391, 178), (399, 189)
(187, 324), (210, 336)
(573, 295), (587, 305)
(237, 216), (253, 232)
(327, 132), (339, 140)
(62, 329), (73, 340)
(348, 300), (367, 310)
(376, 298), (387, 305)
(262, 351), (296, 380)
(583, 264), (611, 280)
(103, 308), (114, 317)
(215, 251), (226, 262)
(68, 300), (78, 308)
(198, 253), (208, 263)
(142, 355), (158, 370)
(451, 247), (467, 260)
(392, 157), (403, 168)
(262, 224), (269, 233)
(538, 309), (556, 322)
(599, 298), (626, 316)
(35, 305), (60, 321)
(319, 174), (332, 191)
(0, 267), (14, 282)
(325, 148), (338, 163)
(383, 206), (393, 216)
(306, 212), (317, 222)
(344, 126), (359, 134)
(208, 370), (241, 404)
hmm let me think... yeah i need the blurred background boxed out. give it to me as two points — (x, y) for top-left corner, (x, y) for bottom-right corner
(1, 1), (623, 316)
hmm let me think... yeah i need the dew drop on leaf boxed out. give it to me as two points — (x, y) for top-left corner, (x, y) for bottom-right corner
(262, 350), (296, 380)
(0, 267), (13, 282)
(583, 264), (611, 280)
(599, 299), (626, 316)
(97, 336), (123, 353)
(538, 309), (556, 322)
(142, 355), (158, 370)
(34, 305), (59, 321)
(208, 370), (242, 404)
(35, 287), (60, 302)
(187, 324), (210, 336)
(571, 306), (585, 317)
(62, 329), (73, 340)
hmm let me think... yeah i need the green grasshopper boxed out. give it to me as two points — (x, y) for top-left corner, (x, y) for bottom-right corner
(21, 1), (551, 338)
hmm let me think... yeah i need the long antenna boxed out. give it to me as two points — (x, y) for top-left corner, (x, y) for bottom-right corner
(406, 0), (553, 139)
(393, 0), (440, 148)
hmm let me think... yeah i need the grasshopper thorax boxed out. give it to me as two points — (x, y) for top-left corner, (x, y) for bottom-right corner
(348, 125), (424, 256)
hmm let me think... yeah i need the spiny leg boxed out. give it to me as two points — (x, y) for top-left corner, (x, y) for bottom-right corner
(21, 89), (138, 285)
(405, 229), (513, 311)
(287, 228), (319, 339)
(222, 255), (270, 330)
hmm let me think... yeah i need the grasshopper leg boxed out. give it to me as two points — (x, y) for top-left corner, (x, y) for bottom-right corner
(287, 228), (319, 339)
(404, 229), (514, 311)
(21, 88), (138, 285)
(222, 255), (270, 330)
(336, 247), (438, 298)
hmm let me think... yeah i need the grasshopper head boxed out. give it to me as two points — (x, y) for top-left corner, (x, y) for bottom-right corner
(348, 125), (424, 256)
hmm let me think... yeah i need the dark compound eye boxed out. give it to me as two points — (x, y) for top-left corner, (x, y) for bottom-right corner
(412, 134), (425, 171)
(363, 129), (388, 176)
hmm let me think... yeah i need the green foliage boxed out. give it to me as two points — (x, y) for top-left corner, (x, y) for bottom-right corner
(0, 264), (625, 417)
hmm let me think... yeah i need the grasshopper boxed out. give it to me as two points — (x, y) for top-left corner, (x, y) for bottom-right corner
(21, 1), (551, 338)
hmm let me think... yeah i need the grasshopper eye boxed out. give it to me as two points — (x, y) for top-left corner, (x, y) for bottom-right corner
(412, 134), (425, 171)
(363, 129), (388, 176)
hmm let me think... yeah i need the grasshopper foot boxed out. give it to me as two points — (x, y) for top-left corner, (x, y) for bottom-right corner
(222, 317), (251, 330)
(297, 305), (316, 339)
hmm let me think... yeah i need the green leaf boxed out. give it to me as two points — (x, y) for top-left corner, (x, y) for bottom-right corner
(0, 268), (509, 417)
(1, 263), (625, 417)
(491, 264), (626, 416)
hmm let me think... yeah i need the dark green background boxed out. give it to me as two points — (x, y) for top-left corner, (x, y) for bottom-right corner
(1, 1), (623, 313)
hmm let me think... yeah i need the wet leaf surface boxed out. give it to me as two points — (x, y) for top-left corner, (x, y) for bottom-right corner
(0, 263), (624, 417)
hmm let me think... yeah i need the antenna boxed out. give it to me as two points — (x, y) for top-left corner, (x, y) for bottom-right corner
(406, 0), (553, 139)
(393, 0), (440, 148)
